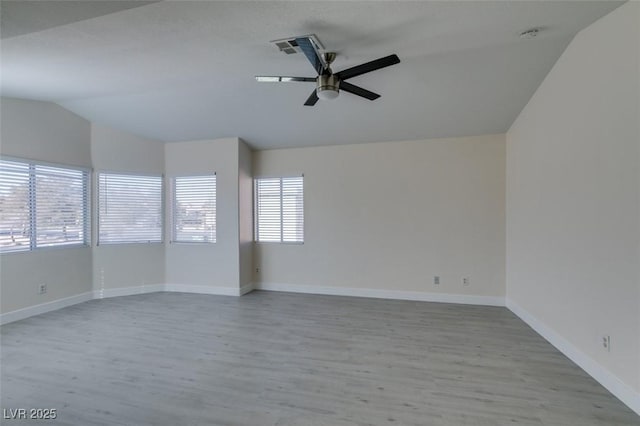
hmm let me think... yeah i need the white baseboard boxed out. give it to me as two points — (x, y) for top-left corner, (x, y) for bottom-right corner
(254, 282), (505, 306)
(2, 283), (253, 325)
(4, 285), (636, 415)
(165, 283), (243, 296)
(506, 298), (640, 416)
(1, 281), (502, 326)
(0, 291), (94, 325)
(239, 283), (255, 295)
(93, 284), (166, 299)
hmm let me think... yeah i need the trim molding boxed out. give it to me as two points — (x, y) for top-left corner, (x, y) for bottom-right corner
(4, 284), (637, 415)
(2, 283), (252, 325)
(0, 291), (93, 325)
(165, 283), (243, 296)
(239, 283), (255, 296)
(93, 284), (165, 299)
(506, 298), (640, 416)
(0, 282), (504, 326)
(254, 282), (505, 306)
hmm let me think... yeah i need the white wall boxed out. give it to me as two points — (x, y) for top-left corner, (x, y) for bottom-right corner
(506, 0), (639, 408)
(164, 138), (241, 290)
(0, 98), (93, 313)
(253, 134), (505, 301)
(0, 97), (91, 168)
(1, 101), (251, 313)
(91, 123), (165, 292)
(238, 139), (253, 289)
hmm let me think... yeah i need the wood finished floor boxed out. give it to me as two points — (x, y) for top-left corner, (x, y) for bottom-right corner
(1, 291), (638, 426)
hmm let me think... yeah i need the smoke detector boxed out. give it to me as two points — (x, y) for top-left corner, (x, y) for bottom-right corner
(520, 28), (540, 39)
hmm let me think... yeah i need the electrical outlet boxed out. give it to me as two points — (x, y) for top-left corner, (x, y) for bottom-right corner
(38, 283), (47, 295)
(433, 276), (440, 285)
(256, 267), (260, 274)
(602, 335), (611, 352)
(463, 277), (470, 286)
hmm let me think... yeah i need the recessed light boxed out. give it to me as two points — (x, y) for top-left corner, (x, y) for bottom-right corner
(520, 28), (540, 39)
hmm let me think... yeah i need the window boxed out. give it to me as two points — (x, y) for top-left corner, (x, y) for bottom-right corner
(98, 173), (163, 244)
(255, 176), (304, 243)
(172, 175), (216, 243)
(0, 158), (89, 253)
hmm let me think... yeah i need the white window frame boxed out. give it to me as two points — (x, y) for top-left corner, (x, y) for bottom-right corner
(254, 175), (304, 244)
(171, 173), (217, 244)
(97, 171), (164, 245)
(0, 156), (90, 254)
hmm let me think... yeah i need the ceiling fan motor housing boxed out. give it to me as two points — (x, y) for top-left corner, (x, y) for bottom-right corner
(317, 74), (340, 100)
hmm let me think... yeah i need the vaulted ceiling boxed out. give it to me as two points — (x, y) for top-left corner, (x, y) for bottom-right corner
(0, 1), (623, 149)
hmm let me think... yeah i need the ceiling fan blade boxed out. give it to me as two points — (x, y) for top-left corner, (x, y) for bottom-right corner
(255, 76), (316, 83)
(304, 90), (319, 106)
(339, 81), (380, 101)
(335, 54), (400, 81)
(295, 37), (326, 75)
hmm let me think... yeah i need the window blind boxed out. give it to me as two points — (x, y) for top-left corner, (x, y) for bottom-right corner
(0, 158), (89, 253)
(35, 165), (89, 248)
(255, 176), (304, 243)
(172, 175), (216, 243)
(98, 173), (163, 244)
(0, 160), (32, 252)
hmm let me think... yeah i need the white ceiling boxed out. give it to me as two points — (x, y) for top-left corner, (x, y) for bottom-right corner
(0, 1), (623, 149)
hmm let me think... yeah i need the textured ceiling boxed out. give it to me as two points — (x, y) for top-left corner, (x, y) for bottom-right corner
(0, 1), (162, 39)
(0, 1), (623, 149)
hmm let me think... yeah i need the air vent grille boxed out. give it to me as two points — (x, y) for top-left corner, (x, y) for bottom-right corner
(275, 41), (297, 54)
(270, 34), (324, 55)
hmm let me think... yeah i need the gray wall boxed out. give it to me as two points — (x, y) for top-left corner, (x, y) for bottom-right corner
(506, 1), (639, 397)
(91, 123), (166, 293)
(164, 138), (241, 290)
(1, 98), (91, 168)
(238, 139), (253, 289)
(253, 134), (506, 298)
(1, 98), (93, 313)
(0, 100), (252, 314)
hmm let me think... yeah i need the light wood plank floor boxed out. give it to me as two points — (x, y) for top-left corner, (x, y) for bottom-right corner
(1, 291), (638, 425)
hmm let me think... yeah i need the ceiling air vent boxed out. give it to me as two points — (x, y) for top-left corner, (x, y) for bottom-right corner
(270, 34), (324, 55)
(275, 40), (298, 54)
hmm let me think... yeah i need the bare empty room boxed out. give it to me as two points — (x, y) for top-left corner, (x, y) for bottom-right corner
(1, 1), (639, 425)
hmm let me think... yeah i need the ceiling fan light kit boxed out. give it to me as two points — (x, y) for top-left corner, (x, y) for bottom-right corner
(256, 34), (400, 106)
(317, 74), (340, 100)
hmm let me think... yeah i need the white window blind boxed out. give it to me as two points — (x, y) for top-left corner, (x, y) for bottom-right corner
(35, 165), (89, 248)
(172, 175), (216, 243)
(255, 176), (304, 243)
(98, 173), (163, 244)
(0, 160), (31, 252)
(0, 158), (89, 253)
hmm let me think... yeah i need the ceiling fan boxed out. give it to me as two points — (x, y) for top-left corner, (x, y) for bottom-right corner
(255, 35), (400, 106)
